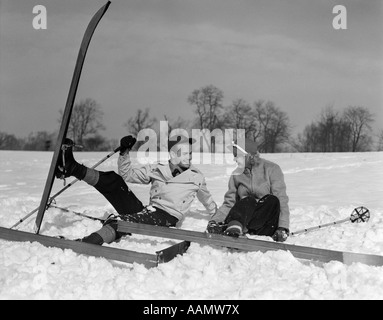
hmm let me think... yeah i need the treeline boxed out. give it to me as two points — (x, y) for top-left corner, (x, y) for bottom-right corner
(126, 85), (383, 152)
(294, 107), (378, 152)
(0, 131), (116, 152)
(1, 85), (383, 152)
(0, 98), (116, 152)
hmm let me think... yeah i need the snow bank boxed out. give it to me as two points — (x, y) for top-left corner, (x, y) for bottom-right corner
(1, 151), (383, 299)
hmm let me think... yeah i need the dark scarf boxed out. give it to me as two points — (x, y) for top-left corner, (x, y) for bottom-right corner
(168, 161), (188, 177)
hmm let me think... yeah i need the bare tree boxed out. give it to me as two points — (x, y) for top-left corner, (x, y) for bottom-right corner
(123, 108), (157, 151)
(0, 132), (22, 150)
(124, 108), (157, 136)
(343, 106), (374, 152)
(299, 107), (350, 152)
(187, 85), (224, 152)
(187, 84), (224, 130)
(163, 114), (190, 134)
(377, 130), (383, 151)
(296, 105), (375, 152)
(223, 99), (258, 140)
(294, 123), (318, 152)
(318, 106), (343, 152)
(59, 98), (105, 147)
(254, 100), (291, 153)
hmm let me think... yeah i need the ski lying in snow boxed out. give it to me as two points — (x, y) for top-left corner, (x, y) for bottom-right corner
(116, 221), (383, 267)
(34, 1), (111, 234)
(0, 226), (190, 268)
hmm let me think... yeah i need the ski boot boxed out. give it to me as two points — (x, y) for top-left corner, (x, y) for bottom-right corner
(223, 222), (243, 238)
(206, 220), (227, 234)
(55, 138), (86, 180)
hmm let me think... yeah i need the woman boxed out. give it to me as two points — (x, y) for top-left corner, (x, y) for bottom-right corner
(208, 138), (290, 242)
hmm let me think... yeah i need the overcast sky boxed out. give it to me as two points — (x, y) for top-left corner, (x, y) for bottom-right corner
(1, 0), (382, 140)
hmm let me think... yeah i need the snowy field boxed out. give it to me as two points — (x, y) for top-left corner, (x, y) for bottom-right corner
(1, 150), (383, 300)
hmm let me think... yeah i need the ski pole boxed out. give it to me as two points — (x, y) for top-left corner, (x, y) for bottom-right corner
(10, 146), (121, 229)
(48, 205), (106, 223)
(290, 206), (370, 236)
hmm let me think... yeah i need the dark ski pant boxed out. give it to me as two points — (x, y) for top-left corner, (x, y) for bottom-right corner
(82, 171), (178, 245)
(225, 194), (280, 236)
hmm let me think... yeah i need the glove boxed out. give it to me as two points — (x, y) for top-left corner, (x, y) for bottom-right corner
(272, 227), (289, 242)
(206, 220), (227, 234)
(120, 135), (136, 154)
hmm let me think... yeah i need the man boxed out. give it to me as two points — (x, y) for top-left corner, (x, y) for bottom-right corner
(207, 138), (290, 242)
(56, 135), (217, 245)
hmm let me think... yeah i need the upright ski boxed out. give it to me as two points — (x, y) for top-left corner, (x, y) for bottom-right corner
(34, 1), (111, 234)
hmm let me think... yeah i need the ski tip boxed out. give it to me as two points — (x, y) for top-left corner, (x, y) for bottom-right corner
(104, 1), (111, 10)
(343, 251), (383, 267)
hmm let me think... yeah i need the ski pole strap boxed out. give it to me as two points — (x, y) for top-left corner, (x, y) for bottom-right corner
(59, 141), (83, 185)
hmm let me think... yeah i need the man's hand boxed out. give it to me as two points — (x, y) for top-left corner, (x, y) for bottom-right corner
(272, 227), (289, 242)
(120, 135), (136, 155)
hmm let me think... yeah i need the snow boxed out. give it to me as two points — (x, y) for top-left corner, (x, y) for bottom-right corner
(1, 150), (383, 300)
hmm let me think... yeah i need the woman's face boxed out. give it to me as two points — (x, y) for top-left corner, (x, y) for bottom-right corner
(234, 154), (246, 167)
(234, 152), (261, 168)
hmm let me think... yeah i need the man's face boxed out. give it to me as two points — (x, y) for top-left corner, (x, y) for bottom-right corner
(170, 142), (192, 169)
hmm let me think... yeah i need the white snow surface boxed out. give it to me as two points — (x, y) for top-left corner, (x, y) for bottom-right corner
(1, 150), (383, 300)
